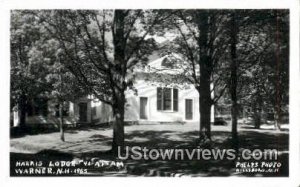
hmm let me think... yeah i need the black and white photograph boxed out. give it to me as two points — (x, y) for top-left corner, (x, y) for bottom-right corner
(8, 8), (291, 177)
(0, 0), (299, 186)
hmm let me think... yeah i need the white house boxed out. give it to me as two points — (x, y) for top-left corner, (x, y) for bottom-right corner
(90, 54), (214, 125)
(12, 96), (93, 127)
(12, 54), (214, 127)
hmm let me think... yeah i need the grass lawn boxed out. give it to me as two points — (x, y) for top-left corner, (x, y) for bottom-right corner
(10, 122), (289, 177)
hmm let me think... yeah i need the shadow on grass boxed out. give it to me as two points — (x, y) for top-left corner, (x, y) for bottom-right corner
(239, 125), (289, 132)
(10, 128), (289, 177)
(10, 126), (59, 138)
(10, 124), (111, 138)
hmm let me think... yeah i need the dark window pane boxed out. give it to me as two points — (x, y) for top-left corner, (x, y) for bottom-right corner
(173, 88), (178, 111)
(161, 57), (174, 68)
(79, 102), (87, 122)
(42, 102), (48, 116)
(185, 99), (193, 120)
(140, 97), (148, 119)
(157, 87), (162, 110)
(55, 104), (59, 117)
(163, 88), (171, 110)
(27, 102), (33, 116)
(92, 107), (97, 116)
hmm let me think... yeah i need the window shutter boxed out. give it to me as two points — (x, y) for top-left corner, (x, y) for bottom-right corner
(157, 87), (162, 110)
(173, 88), (178, 111)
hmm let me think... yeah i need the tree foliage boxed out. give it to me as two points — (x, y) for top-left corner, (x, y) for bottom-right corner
(11, 11), (50, 127)
(32, 9), (172, 151)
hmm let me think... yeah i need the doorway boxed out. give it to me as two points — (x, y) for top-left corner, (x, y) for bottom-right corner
(78, 102), (88, 122)
(185, 99), (193, 120)
(140, 97), (148, 120)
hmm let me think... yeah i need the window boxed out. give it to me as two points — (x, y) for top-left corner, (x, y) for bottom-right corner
(163, 88), (171, 110)
(78, 102), (88, 122)
(157, 87), (178, 111)
(185, 99), (193, 120)
(28, 98), (48, 116)
(161, 57), (173, 68)
(140, 97), (148, 119)
(55, 103), (69, 117)
(92, 107), (97, 116)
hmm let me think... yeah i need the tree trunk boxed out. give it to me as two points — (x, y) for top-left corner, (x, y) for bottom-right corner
(198, 56), (212, 141)
(59, 102), (65, 142)
(19, 92), (27, 129)
(273, 110), (281, 130)
(197, 11), (213, 141)
(111, 95), (125, 154)
(111, 10), (127, 155)
(254, 108), (261, 129)
(274, 10), (282, 132)
(198, 85), (212, 141)
(230, 12), (239, 148)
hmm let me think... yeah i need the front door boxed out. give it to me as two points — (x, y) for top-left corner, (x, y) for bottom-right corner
(79, 102), (87, 122)
(185, 99), (193, 120)
(140, 97), (148, 120)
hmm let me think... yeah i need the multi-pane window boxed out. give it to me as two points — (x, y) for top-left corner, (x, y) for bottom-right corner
(157, 87), (179, 111)
(163, 88), (171, 110)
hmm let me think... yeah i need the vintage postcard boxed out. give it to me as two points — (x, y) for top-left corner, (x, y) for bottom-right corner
(1, 0), (300, 186)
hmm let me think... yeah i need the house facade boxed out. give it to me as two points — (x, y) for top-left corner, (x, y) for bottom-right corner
(91, 80), (203, 124)
(12, 55), (214, 127)
(12, 97), (92, 127)
(90, 54), (214, 124)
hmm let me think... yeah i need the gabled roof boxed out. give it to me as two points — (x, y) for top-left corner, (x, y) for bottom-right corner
(137, 54), (185, 75)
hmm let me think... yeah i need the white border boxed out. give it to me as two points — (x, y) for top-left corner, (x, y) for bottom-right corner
(0, 0), (299, 187)
(0, 0), (295, 9)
